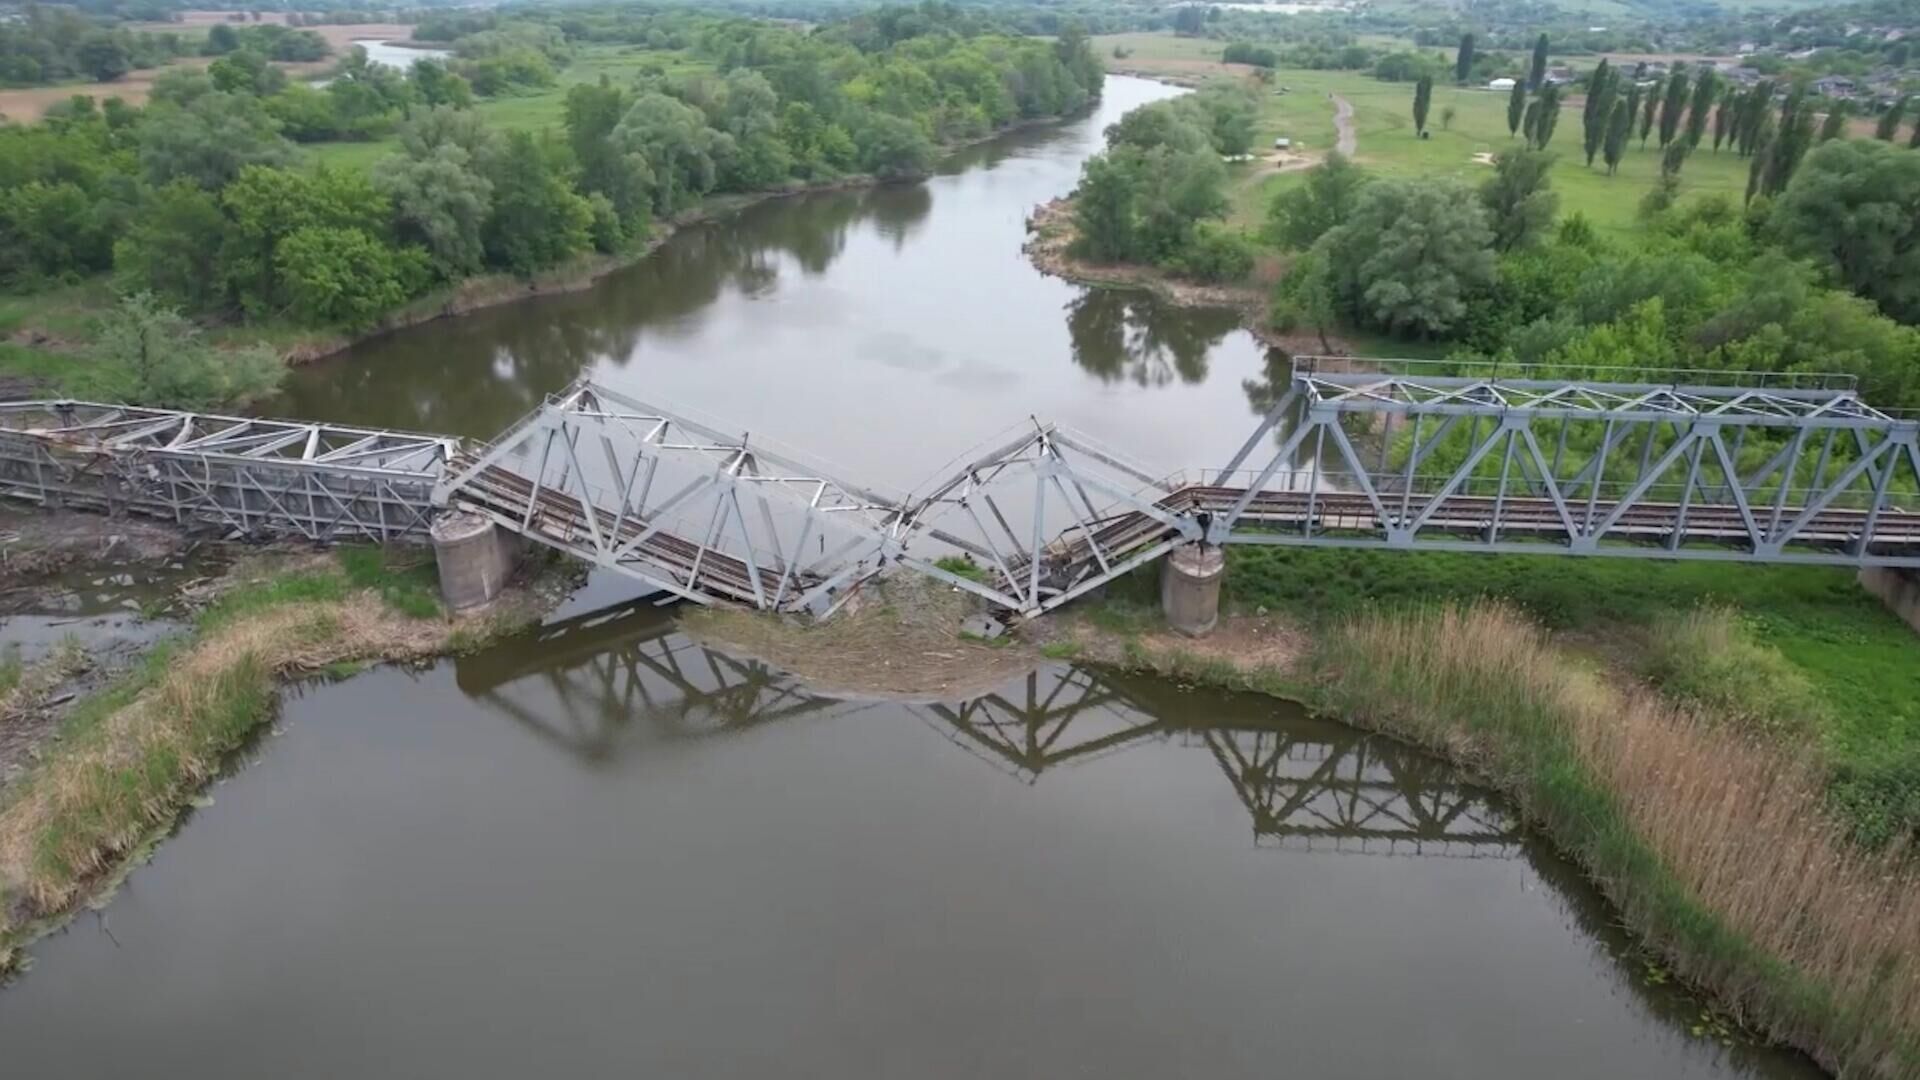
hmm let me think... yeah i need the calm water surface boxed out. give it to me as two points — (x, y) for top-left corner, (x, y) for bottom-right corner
(0, 78), (1824, 1078)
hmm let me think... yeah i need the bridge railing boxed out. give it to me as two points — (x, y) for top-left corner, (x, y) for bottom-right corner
(1289, 355), (1866, 394)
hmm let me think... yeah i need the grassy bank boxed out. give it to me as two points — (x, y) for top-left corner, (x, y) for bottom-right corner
(1080, 549), (1920, 1076)
(0, 546), (550, 973)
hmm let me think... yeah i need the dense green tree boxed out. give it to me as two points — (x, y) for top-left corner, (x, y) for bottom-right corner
(0, 180), (111, 284)
(1268, 247), (1337, 350)
(716, 69), (793, 190)
(1532, 84), (1562, 150)
(852, 111), (933, 179)
(482, 130), (593, 275)
(137, 91), (292, 190)
(1713, 88), (1735, 152)
(205, 23), (240, 56)
(613, 91), (733, 212)
(1528, 33), (1548, 91)
(1507, 78), (1525, 139)
(209, 49), (284, 96)
(1603, 100), (1631, 176)
(1877, 97), (1909, 142)
(1412, 75), (1433, 136)
(219, 164), (387, 316)
(1581, 59), (1614, 167)
(1773, 140), (1920, 324)
(111, 181), (227, 310)
(1684, 68), (1716, 149)
(1657, 65), (1689, 149)
(564, 78), (651, 237)
(1820, 102), (1851, 144)
(410, 60), (474, 110)
(1265, 151), (1367, 250)
(1640, 76), (1662, 147)
(398, 105), (500, 171)
(1321, 179), (1497, 337)
(74, 33), (130, 82)
(1661, 138), (1691, 179)
(90, 292), (281, 409)
(276, 226), (424, 329)
(1454, 33), (1474, 85)
(1479, 149), (1559, 252)
(1071, 148), (1136, 262)
(374, 145), (493, 278)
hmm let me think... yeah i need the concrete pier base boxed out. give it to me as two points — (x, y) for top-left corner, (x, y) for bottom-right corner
(1859, 567), (1920, 637)
(1161, 543), (1225, 637)
(432, 510), (518, 612)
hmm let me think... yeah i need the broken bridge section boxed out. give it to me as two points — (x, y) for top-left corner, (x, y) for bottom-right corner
(434, 380), (910, 617)
(0, 399), (457, 541)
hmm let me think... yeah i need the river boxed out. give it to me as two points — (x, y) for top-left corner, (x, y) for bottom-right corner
(0, 77), (1822, 1078)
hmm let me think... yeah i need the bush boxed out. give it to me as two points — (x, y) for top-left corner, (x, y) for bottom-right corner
(1160, 221), (1254, 283)
(1639, 606), (1823, 739)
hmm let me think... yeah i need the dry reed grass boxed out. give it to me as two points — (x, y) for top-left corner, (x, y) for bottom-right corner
(1320, 602), (1920, 1077)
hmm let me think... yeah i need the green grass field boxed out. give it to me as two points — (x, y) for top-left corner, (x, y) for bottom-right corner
(1097, 33), (1755, 234)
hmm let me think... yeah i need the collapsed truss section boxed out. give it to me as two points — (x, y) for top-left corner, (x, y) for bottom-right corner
(436, 379), (908, 615)
(0, 399), (456, 540)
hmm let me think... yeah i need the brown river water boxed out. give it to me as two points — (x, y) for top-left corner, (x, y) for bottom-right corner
(0, 77), (1822, 1078)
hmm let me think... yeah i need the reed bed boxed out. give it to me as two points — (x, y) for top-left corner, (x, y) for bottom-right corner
(1312, 601), (1920, 1078)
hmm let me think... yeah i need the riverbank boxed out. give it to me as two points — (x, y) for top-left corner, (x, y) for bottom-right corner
(0, 109), (1098, 397)
(0, 540), (573, 975)
(1022, 197), (1352, 357)
(1036, 545), (1920, 1079)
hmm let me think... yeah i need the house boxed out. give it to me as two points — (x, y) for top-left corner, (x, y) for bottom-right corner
(1812, 76), (1859, 99)
(1273, 137), (1292, 150)
(1545, 66), (1575, 85)
(1488, 77), (1517, 90)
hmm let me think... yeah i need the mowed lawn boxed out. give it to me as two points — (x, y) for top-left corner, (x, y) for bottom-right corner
(303, 44), (715, 172)
(1096, 33), (1755, 235)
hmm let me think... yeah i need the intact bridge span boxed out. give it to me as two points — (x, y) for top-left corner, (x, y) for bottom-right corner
(3, 358), (1917, 619)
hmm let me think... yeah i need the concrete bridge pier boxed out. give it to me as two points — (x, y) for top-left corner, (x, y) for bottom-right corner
(1860, 568), (1920, 637)
(1161, 543), (1225, 637)
(432, 510), (519, 612)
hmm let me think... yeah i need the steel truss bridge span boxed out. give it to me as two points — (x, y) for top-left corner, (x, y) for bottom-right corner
(5, 360), (1918, 620)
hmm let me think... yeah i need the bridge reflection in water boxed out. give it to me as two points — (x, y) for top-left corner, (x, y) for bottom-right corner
(456, 602), (1520, 858)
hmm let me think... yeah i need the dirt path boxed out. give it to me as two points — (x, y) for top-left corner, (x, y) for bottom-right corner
(1332, 93), (1356, 156)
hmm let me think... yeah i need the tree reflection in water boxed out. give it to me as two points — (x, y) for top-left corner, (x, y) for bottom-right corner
(1066, 289), (1241, 388)
(455, 601), (1518, 858)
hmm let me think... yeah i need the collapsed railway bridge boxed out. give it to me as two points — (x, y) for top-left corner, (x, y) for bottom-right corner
(4, 358), (1918, 622)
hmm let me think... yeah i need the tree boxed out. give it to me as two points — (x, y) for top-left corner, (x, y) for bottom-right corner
(613, 92), (733, 212)
(1761, 93), (1817, 198)
(1773, 139), (1920, 323)
(1819, 102), (1850, 143)
(482, 130), (592, 275)
(1656, 65), (1689, 149)
(1412, 76), (1434, 135)
(1603, 100), (1631, 176)
(276, 226), (423, 329)
(219, 164), (389, 316)
(75, 33), (131, 82)
(1640, 76), (1662, 147)
(1268, 247), (1337, 351)
(1746, 110), (1776, 204)
(1661, 138), (1690, 179)
(1265, 151), (1367, 250)
(564, 78), (650, 237)
(1712, 88), (1735, 152)
(853, 111), (933, 179)
(1454, 33), (1475, 84)
(1479, 148), (1559, 252)
(1441, 105), (1457, 131)
(208, 49), (284, 96)
(112, 181), (227, 311)
(410, 59), (473, 110)
(1522, 99), (1541, 146)
(1533, 84), (1563, 150)
(1581, 59), (1615, 167)
(1684, 68), (1716, 149)
(1321, 179), (1498, 338)
(90, 292), (280, 408)
(374, 145), (492, 278)
(1072, 149), (1137, 261)
(205, 23), (240, 55)
(1529, 33), (1549, 91)
(1507, 78), (1526, 139)
(1877, 96), (1909, 142)
(137, 91), (292, 190)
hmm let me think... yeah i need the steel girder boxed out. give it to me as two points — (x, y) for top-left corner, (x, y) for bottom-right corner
(1199, 366), (1920, 566)
(435, 379), (910, 616)
(0, 400), (455, 541)
(892, 425), (1203, 618)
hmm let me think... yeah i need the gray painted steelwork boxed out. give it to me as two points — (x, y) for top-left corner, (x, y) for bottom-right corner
(0, 399), (457, 541)
(8, 358), (1920, 621)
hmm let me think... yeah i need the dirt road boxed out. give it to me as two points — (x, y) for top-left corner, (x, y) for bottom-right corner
(1333, 93), (1356, 156)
